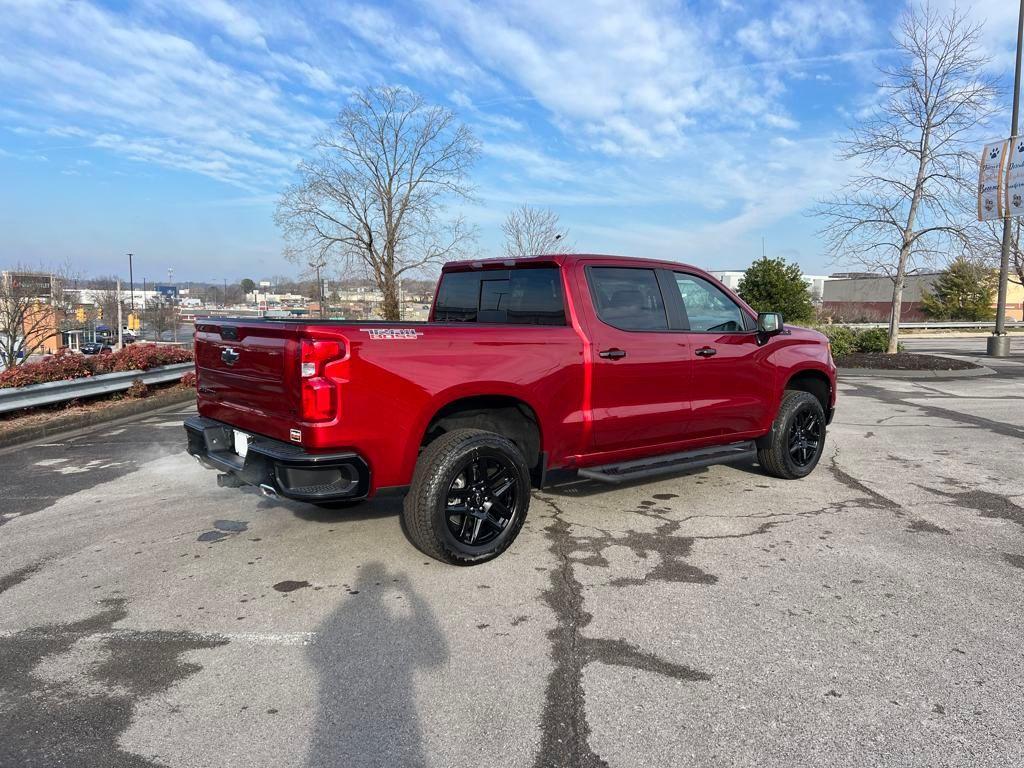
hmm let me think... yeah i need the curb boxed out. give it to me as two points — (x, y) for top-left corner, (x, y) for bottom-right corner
(839, 365), (996, 380)
(0, 387), (195, 451)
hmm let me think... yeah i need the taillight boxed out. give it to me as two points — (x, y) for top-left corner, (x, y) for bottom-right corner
(299, 339), (344, 421)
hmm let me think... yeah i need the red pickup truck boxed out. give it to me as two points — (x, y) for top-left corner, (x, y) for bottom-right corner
(185, 254), (835, 564)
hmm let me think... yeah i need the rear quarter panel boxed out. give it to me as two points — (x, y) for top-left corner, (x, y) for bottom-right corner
(307, 323), (586, 491)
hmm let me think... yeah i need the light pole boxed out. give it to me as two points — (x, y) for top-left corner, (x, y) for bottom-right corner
(127, 253), (134, 316)
(309, 257), (326, 319)
(990, 0), (1024, 357)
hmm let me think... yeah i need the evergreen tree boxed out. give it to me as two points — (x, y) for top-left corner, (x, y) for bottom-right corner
(737, 257), (815, 324)
(921, 259), (995, 321)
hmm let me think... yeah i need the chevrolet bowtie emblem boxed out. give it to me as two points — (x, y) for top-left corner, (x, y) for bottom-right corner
(221, 347), (239, 366)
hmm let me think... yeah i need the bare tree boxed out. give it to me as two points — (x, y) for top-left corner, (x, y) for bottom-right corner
(90, 277), (123, 328)
(0, 269), (71, 367)
(814, 4), (998, 352)
(502, 205), (573, 257)
(276, 86), (479, 320)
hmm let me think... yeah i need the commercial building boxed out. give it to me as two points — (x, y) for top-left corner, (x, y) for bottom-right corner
(821, 274), (1024, 322)
(707, 270), (835, 304)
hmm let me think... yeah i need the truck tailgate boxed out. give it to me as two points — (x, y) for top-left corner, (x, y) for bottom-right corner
(194, 320), (301, 437)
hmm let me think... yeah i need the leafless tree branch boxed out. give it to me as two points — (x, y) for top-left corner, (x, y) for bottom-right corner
(276, 86), (480, 320)
(812, 2), (999, 351)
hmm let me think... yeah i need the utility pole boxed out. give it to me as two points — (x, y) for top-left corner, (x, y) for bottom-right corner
(127, 252), (134, 316)
(990, 0), (1024, 357)
(309, 258), (326, 319)
(116, 279), (123, 351)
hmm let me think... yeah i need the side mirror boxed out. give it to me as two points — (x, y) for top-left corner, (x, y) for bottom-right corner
(757, 312), (783, 341)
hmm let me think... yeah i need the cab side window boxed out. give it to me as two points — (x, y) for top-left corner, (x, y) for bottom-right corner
(588, 267), (669, 331)
(673, 273), (747, 332)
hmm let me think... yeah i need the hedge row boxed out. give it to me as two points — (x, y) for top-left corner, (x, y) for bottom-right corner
(816, 326), (899, 358)
(0, 345), (193, 389)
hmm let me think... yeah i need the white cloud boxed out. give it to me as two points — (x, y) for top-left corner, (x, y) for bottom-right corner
(0, 0), (333, 188)
(173, 0), (266, 46)
(736, 1), (872, 60)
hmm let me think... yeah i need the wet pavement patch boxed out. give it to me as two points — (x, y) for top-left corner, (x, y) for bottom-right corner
(197, 519), (249, 542)
(0, 559), (48, 595)
(907, 519), (951, 535)
(213, 520), (248, 532)
(0, 597), (227, 768)
(273, 580), (311, 593)
(1002, 553), (1024, 570)
(931, 488), (1024, 529)
(533, 498), (712, 768)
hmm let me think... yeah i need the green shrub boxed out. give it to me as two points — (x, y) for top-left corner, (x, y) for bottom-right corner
(818, 326), (857, 358)
(854, 327), (890, 353)
(815, 325), (902, 357)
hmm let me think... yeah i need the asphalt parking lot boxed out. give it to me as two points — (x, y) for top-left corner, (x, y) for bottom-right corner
(1, 336), (1023, 768)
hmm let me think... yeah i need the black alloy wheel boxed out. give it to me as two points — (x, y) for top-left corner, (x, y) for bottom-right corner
(757, 390), (827, 479)
(403, 429), (531, 564)
(445, 452), (520, 547)
(788, 408), (822, 467)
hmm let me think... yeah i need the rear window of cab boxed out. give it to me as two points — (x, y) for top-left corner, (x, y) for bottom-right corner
(434, 266), (566, 325)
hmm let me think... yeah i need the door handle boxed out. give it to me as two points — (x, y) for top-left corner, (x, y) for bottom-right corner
(695, 346), (717, 358)
(598, 348), (627, 360)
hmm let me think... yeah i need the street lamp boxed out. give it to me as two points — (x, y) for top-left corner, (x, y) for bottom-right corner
(990, 0), (1024, 357)
(127, 252), (134, 314)
(309, 257), (326, 319)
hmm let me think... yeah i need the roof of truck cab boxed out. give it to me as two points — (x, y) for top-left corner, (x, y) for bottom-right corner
(441, 253), (706, 273)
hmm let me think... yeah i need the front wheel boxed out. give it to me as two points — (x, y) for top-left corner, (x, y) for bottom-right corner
(757, 390), (826, 479)
(403, 429), (531, 565)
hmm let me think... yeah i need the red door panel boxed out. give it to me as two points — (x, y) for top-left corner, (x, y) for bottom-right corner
(582, 266), (691, 452)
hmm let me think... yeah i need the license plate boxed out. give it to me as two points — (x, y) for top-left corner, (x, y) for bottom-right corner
(232, 429), (250, 458)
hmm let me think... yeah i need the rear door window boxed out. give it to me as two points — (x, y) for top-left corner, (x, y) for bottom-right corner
(587, 267), (669, 331)
(434, 266), (566, 325)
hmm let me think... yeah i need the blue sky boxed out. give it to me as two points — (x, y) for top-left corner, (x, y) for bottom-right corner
(0, 0), (1019, 283)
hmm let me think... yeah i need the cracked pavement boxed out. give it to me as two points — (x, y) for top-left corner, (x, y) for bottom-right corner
(1, 338), (1023, 767)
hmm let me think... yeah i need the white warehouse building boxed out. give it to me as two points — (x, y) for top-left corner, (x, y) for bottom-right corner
(707, 270), (834, 304)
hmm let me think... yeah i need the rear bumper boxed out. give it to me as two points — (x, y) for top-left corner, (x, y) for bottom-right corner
(184, 415), (370, 502)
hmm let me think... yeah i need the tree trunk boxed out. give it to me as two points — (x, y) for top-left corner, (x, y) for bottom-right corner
(887, 242), (912, 354)
(379, 263), (400, 321)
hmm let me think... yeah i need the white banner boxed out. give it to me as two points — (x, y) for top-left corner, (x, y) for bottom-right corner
(1005, 136), (1024, 218)
(978, 140), (1008, 221)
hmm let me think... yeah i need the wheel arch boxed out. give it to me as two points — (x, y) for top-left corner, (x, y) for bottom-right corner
(783, 368), (831, 414)
(417, 393), (544, 483)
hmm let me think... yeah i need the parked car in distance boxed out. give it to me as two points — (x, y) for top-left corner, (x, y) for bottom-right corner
(81, 342), (113, 355)
(185, 254), (836, 565)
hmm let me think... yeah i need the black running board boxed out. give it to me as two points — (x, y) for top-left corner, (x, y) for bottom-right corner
(578, 441), (757, 484)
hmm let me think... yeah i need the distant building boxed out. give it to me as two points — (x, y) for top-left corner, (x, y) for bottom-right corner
(821, 273), (1024, 322)
(821, 273), (939, 322)
(707, 270), (835, 304)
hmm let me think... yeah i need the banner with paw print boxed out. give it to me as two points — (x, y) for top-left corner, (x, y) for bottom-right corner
(978, 140), (1008, 221)
(1005, 137), (1024, 219)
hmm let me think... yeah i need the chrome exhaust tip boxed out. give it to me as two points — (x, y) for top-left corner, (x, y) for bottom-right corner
(259, 484), (279, 499)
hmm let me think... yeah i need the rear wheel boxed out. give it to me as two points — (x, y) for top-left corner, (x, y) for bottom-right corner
(757, 390), (826, 479)
(403, 429), (530, 564)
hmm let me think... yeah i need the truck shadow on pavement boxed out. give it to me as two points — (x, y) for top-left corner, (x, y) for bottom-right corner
(305, 561), (448, 768)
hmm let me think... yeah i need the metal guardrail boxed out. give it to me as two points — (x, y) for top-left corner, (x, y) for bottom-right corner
(0, 363), (193, 415)
(840, 321), (1024, 330)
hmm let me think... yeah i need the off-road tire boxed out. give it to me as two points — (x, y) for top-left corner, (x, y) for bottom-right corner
(403, 428), (530, 565)
(757, 390), (826, 480)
